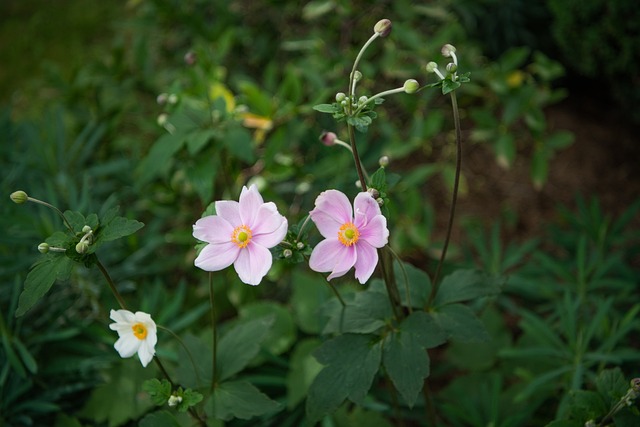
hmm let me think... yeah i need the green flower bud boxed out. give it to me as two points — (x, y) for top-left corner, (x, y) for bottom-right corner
(403, 79), (419, 94)
(156, 93), (168, 105)
(167, 94), (178, 105)
(441, 44), (456, 57)
(76, 241), (89, 254)
(283, 249), (293, 258)
(446, 63), (457, 73)
(38, 242), (50, 254)
(351, 70), (362, 82)
(335, 92), (346, 102)
(374, 19), (392, 37)
(425, 62), (439, 73)
(379, 155), (390, 167)
(10, 190), (29, 204)
(82, 225), (92, 233)
(296, 242), (305, 250)
(157, 113), (168, 127)
(358, 95), (368, 105)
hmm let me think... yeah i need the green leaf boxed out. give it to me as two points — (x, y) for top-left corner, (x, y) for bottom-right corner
(239, 302), (296, 357)
(16, 255), (73, 317)
(186, 129), (217, 155)
(442, 79), (461, 94)
(401, 311), (447, 349)
(433, 269), (501, 307)
(290, 271), (332, 334)
(142, 378), (172, 406)
(137, 133), (185, 185)
(223, 126), (255, 163)
(286, 339), (323, 408)
(313, 103), (341, 113)
(306, 334), (382, 422)
(322, 290), (393, 334)
(138, 410), (181, 427)
(431, 304), (490, 342)
(392, 261), (432, 308)
(595, 368), (628, 406)
(531, 145), (549, 190)
(567, 390), (607, 423)
(369, 167), (387, 193)
(92, 213), (144, 249)
(178, 388), (204, 413)
(216, 316), (275, 382)
(207, 380), (281, 421)
(347, 115), (372, 132)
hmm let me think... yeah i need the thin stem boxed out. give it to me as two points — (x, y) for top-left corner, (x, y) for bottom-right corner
(353, 86), (405, 116)
(427, 91), (462, 307)
(388, 245), (412, 314)
(27, 197), (74, 233)
(209, 272), (218, 392)
(347, 123), (368, 191)
(327, 280), (346, 307)
(157, 325), (202, 388)
(95, 258), (127, 310)
(154, 357), (208, 426)
(378, 247), (402, 320)
(348, 33), (380, 101)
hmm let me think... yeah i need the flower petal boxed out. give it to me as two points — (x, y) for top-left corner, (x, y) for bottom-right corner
(354, 241), (379, 284)
(114, 335), (140, 358)
(238, 185), (264, 227)
(193, 215), (234, 244)
(194, 241), (240, 272)
(310, 190), (353, 238)
(252, 210), (288, 248)
(214, 200), (241, 227)
(109, 309), (136, 326)
(233, 243), (273, 286)
(353, 192), (382, 229)
(309, 238), (357, 281)
(137, 340), (156, 367)
(359, 214), (389, 248)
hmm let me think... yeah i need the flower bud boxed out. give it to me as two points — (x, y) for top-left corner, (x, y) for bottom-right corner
(374, 19), (392, 37)
(379, 155), (390, 167)
(441, 44), (456, 57)
(10, 190), (29, 204)
(168, 395), (183, 407)
(283, 249), (293, 258)
(296, 242), (305, 250)
(167, 94), (178, 105)
(403, 79), (419, 94)
(82, 225), (92, 233)
(446, 63), (457, 73)
(367, 188), (380, 199)
(376, 197), (384, 206)
(631, 378), (640, 392)
(425, 62), (439, 73)
(76, 241), (89, 254)
(184, 51), (197, 66)
(157, 113), (168, 127)
(351, 70), (362, 82)
(320, 131), (337, 146)
(156, 93), (168, 105)
(358, 95), (368, 105)
(335, 92), (346, 102)
(38, 243), (50, 254)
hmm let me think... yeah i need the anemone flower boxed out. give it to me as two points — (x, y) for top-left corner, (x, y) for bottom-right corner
(193, 185), (288, 286)
(309, 190), (389, 284)
(109, 309), (157, 367)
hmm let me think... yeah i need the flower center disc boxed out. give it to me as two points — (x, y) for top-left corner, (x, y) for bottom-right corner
(338, 222), (360, 246)
(132, 323), (148, 340)
(232, 225), (253, 248)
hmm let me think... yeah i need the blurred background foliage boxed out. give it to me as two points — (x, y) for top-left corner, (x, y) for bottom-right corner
(1, 0), (638, 426)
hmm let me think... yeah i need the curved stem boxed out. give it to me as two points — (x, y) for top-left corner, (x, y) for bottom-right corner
(427, 91), (462, 307)
(95, 257), (127, 310)
(388, 245), (412, 314)
(348, 33), (379, 101)
(353, 86), (405, 116)
(27, 197), (74, 233)
(209, 272), (218, 391)
(157, 325), (202, 388)
(327, 280), (346, 308)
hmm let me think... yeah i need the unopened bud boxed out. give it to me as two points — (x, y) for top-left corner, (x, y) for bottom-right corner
(76, 241), (89, 254)
(296, 242), (305, 250)
(374, 19), (392, 37)
(425, 62), (438, 73)
(156, 93), (168, 105)
(379, 155), (390, 167)
(10, 190), (29, 204)
(184, 51), (197, 66)
(82, 225), (92, 233)
(367, 188), (380, 199)
(358, 95), (368, 105)
(168, 395), (182, 407)
(376, 197), (384, 206)
(38, 243), (50, 254)
(283, 249), (293, 258)
(351, 70), (362, 82)
(446, 63), (457, 73)
(335, 92), (346, 102)
(441, 44), (456, 57)
(167, 94), (178, 105)
(355, 180), (362, 189)
(320, 131), (337, 146)
(631, 378), (640, 392)
(157, 113), (168, 127)
(403, 79), (419, 94)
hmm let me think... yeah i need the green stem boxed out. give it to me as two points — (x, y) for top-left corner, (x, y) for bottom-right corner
(427, 91), (462, 307)
(347, 123), (369, 191)
(379, 246), (402, 320)
(327, 280), (346, 307)
(95, 257), (127, 310)
(353, 86), (405, 116)
(154, 357), (207, 426)
(27, 197), (74, 233)
(209, 272), (218, 391)
(388, 245), (412, 314)
(348, 33), (380, 100)
(422, 377), (438, 426)
(157, 325), (202, 388)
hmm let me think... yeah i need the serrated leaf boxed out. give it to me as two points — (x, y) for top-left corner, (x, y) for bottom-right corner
(434, 269), (501, 307)
(369, 167), (387, 193)
(401, 311), (447, 349)
(93, 212), (144, 249)
(16, 255), (73, 317)
(143, 379), (172, 406)
(216, 316), (275, 382)
(382, 329), (430, 407)
(392, 261), (432, 308)
(442, 79), (461, 94)
(207, 380), (280, 421)
(322, 291), (392, 334)
(306, 334), (382, 422)
(431, 304), (490, 342)
(178, 389), (204, 413)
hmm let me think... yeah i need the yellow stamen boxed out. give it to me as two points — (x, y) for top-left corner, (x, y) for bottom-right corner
(338, 222), (360, 247)
(132, 323), (148, 340)
(231, 225), (253, 248)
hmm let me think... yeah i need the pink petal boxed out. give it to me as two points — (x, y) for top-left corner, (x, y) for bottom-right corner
(354, 241), (379, 284)
(193, 215), (234, 244)
(238, 185), (264, 227)
(310, 190), (353, 238)
(194, 241), (240, 272)
(251, 202), (286, 235)
(309, 238), (357, 281)
(252, 214), (288, 249)
(215, 200), (241, 226)
(353, 192), (382, 229)
(359, 214), (389, 248)
(233, 243), (273, 286)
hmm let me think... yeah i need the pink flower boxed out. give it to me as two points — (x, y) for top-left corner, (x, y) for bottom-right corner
(193, 185), (288, 286)
(309, 190), (389, 284)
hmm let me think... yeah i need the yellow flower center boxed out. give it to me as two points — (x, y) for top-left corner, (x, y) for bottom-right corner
(338, 222), (360, 247)
(231, 225), (253, 248)
(132, 323), (148, 340)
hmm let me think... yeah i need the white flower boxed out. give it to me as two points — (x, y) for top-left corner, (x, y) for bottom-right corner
(109, 309), (157, 367)
(168, 395), (183, 407)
